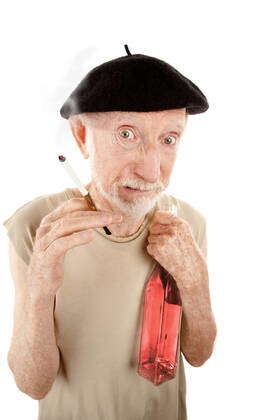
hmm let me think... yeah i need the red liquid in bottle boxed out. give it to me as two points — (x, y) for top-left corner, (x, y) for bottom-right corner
(138, 263), (183, 385)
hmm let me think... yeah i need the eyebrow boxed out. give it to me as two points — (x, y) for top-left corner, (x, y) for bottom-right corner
(116, 121), (185, 132)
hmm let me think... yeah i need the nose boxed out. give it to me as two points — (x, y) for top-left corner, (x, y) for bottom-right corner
(133, 143), (161, 183)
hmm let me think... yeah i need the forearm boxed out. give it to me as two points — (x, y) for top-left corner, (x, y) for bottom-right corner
(8, 292), (60, 399)
(176, 266), (217, 367)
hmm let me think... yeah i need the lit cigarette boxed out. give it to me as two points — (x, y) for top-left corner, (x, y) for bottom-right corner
(58, 155), (111, 235)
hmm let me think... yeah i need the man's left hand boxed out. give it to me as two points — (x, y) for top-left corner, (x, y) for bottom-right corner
(146, 210), (207, 292)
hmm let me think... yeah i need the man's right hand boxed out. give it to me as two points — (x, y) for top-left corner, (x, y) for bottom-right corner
(27, 198), (123, 298)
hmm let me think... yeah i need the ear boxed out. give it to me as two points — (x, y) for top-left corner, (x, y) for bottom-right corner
(69, 116), (89, 159)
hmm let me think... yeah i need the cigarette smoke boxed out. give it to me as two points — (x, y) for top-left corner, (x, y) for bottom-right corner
(48, 45), (100, 157)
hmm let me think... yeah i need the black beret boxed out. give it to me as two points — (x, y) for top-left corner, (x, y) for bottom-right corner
(60, 44), (209, 119)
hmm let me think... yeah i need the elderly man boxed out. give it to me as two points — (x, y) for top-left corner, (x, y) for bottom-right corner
(3, 45), (217, 420)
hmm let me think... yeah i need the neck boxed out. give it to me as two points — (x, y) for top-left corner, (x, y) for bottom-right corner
(85, 182), (147, 237)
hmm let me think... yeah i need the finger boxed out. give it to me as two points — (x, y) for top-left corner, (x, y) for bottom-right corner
(35, 223), (51, 241)
(38, 213), (121, 252)
(41, 198), (121, 226)
(147, 234), (169, 244)
(149, 223), (172, 234)
(36, 210), (103, 239)
(151, 210), (178, 225)
(44, 228), (95, 260)
(40, 198), (89, 225)
(147, 243), (156, 255)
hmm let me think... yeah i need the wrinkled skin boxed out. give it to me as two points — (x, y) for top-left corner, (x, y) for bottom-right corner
(147, 210), (207, 294)
(70, 108), (187, 236)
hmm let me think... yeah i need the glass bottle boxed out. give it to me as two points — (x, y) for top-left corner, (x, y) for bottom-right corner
(137, 263), (183, 386)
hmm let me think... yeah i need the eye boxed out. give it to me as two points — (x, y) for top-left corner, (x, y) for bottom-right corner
(119, 128), (135, 140)
(163, 135), (177, 146)
(114, 127), (140, 150)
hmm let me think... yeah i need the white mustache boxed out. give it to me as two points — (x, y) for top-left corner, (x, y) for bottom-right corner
(118, 181), (162, 191)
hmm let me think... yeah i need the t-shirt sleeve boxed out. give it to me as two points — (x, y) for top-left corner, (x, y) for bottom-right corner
(173, 195), (207, 253)
(195, 214), (207, 261)
(2, 197), (46, 266)
(174, 198), (208, 361)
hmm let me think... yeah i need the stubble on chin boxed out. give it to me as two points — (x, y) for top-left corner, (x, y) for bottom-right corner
(112, 186), (161, 218)
(90, 165), (166, 218)
(101, 182), (162, 218)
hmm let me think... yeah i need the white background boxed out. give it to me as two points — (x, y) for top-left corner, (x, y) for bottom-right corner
(0, 1), (279, 419)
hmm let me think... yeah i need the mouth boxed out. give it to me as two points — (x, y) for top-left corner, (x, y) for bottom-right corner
(122, 186), (155, 194)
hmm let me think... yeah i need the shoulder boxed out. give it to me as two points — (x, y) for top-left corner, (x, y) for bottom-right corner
(3, 189), (69, 232)
(157, 193), (206, 247)
(2, 188), (69, 265)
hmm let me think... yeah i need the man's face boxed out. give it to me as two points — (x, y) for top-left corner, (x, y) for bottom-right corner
(84, 108), (187, 218)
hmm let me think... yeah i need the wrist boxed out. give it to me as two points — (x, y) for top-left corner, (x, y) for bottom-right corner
(26, 289), (56, 309)
(174, 267), (209, 297)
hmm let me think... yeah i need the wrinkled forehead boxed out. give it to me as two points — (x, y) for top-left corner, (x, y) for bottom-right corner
(88, 108), (187, 130)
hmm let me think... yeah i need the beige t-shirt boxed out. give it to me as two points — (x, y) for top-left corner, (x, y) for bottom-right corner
(2, 187), (206, 420)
